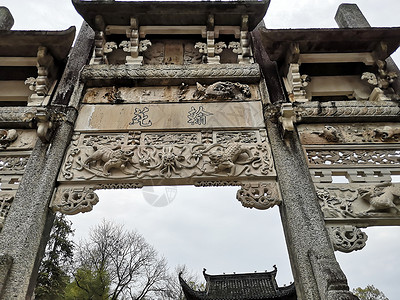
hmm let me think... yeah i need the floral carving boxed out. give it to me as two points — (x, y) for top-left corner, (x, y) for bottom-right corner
(0, 156), (29, 173)
(327, 226), (367, 253)
(52, 187), (99, 215)
(236, 183), (281, 210)
(143, 133), (199, 145)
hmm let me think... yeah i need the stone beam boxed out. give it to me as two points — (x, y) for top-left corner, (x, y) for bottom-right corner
(335, 3), (400, 95)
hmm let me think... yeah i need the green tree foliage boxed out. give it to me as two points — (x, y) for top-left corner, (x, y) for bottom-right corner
(35, 213), (74, 299)
(64, 267), (110, 300)
(352, 285), (389, 300)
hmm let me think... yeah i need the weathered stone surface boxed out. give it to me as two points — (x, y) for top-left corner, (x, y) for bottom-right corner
(81, 63), (261, 86)
(0, 7), (14, 31)
(75, 102), (265, 131)
(83, 84), (259, 104)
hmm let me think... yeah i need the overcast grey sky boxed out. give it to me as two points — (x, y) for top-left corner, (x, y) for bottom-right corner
(3, 0), (400, 298)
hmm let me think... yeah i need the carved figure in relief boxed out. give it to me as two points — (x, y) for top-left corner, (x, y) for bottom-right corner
(157, 147), (185, 177)
(206, 142), (254, 176)
(0, 129), (18, 149)
(357, 183), (400, 214)
(311, 125), (340, 142)
(194, 81), (251, 101)
(84, 145), (134, 176)
(373, 126), (400, 141)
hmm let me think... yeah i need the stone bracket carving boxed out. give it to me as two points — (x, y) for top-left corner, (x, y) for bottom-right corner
(327, 225), (367, 253)
(32, 108), (66, 143)
(51, 186), (100, 215)
(279, 103), (296, 133)
(283, 63), (310, 103)
(236, 182), (281, 210)
(25, 46), (57, 105)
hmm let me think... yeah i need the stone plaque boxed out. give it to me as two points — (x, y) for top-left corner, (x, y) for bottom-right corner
(75, 102), (264, 131)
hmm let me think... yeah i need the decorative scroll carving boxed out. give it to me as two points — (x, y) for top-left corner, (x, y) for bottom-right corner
(51, 187), (99, 215)
(215, 131), (258, 144)
(0, 156), (29, 174)
(299, 123), (400, 144)
(95, 183), (143, 190)
(0, 193), (14, 230)
(143, 133), (199, 145)
(327, 226), (367, 253)
(0, 130), (18, 149)
(81, 64), (261, 85)
(60, 134), (274, 182)
(295, 101), (400, 121)
(193, 81), (251, 101)
(236, 182), (281, 210)
(307, 149), (400, 166)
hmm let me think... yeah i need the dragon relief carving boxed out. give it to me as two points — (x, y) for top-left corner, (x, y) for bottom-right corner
(193, 81), (251, 101)
(60, 135), (274, 181)
(311, 125), (341, 142)
(52, 187), (99, 215)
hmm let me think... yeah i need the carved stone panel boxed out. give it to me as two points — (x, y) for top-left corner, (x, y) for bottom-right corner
(298, 123), (400, 144)
(83, 84), (260, 104)
(58, 131), (275, 186)
(75, 102), (265, 132)
(316, 183), (400, 226)
(0, 153), (31, 175)
(236, 182), (281, 210)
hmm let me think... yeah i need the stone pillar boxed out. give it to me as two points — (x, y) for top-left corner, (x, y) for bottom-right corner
(335, 3), (400, 94)
(251, 27), (357, 300)
(0, 23), (94, 299)
(0, 7), (14, 30)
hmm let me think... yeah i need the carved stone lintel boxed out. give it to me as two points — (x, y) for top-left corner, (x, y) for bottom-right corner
(236, 182), (281, 210)
(51, 186), (99, 215)
(295, 100), (400, 122)
(327, 225), (367, 253)
(81, 63), (261, 86)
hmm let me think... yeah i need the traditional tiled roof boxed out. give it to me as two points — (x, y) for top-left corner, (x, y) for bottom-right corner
(179, 267), (296, 300)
